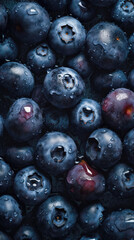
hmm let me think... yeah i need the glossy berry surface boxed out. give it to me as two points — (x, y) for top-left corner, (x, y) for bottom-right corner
(103, 209), (134, 239)
(124, 128), (134, 165)
(86, 128), (122, 171)
(107, 163), (134, 198)
(43, 67), (85, 109)
(37, 195), (78, 238)
(102, 88), (134, 133)
(79, 203), (104, 233)
(14, 225), (40, 240)
(66, 160), (105, 201)
(36, 132), (77, 176)
(0, 4), (8, 32)
(0, 36), (18, 64)
(14, 166), (51, 205)
(0, 195), (22, 232)
(5, 98), (43, 142)
(48, 16), (86, 56)
(0, 62), (34, 98)
(86, 22), (128, 70)
(10, 2), (50, 45)
(0, 158), (14, 194)
(71, 99), (102, 136)
(26, 43), (56, 75)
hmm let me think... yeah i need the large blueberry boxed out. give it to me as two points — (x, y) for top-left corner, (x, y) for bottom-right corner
(86, 128), (122, 171)
(0, 158), (14, 194)
(43, 67), (85, 109)
(10, 2), (50, 45)
(36, 195), (78, 238)
(86, 22), (128, 70)
(36, 132), (77, 176)
(5, 98), (43, 142)
(0, 36), (18, 64)
(0, 62), (34, 98)
(48, 16), (86, 56)
(14, 225), (40, 240)
(0, 5), (8, 32)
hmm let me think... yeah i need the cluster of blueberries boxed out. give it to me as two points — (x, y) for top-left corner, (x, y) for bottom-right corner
(1, 0), (134, 239)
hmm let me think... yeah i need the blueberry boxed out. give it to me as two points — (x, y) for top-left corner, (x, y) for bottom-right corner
(36, 195), (78, 238)
(26, 43), (56, 75)
(69, 0), (95, 22)
(0, 36), (18, 64)
(86, 128), (122, 171)
(14, 166), (51, 206)
(107, 163), (134, 198)
(6, 146), (34, 169)
(0, 195), (22, 232)
(44, 106), (69, 132)
(5, 98), (43, 142)
(10, 2), (50, 45)
(0, 158), (14, 194)
(66, 160), (105, 201)
(79, 203), (104, 233)
(0, 62), (34, 98)
(42, 0), (69, 15)
(93, 70), (128, 95)
(80, 234), (101, 240)
(36, 132), (77, 176)
(102, 88), (134, 133)
(66, 52), (93, 78)
(103, 209), (134, 239)
(86, 22), (128, 70)
(48, 16), (86, 56)
(71, 99), (102, 137)
(0, 231), (11, 240)
(124, 128), (134, 165)
(0, 5), (8, 32)
(14, 225), (40, 240)
(43, 67), (85, 109)
(87, 0), (117, 7)
(112, 0), (134, 31)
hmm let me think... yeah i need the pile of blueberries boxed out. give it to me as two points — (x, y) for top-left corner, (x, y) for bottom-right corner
(1, 0), (134, 239)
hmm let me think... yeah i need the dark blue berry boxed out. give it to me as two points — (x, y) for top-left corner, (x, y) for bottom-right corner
(0, 158), (14, 194)
(0, 5), (8, 32)
(14, 225), (40, 240)
(0, 62), (34, 98)
(26, 43), (56, 75)
(36, 132), (77, 176)
(10, 2), (50, 45)
(32, 84), (49, 109)
(0, 36), (18, 64)
(48, 16), (86, 56)
(86, 128), (122, 171)
(43, 67), (85, 109)
(86, 22), (128, 70)
(36, 195), (78, 238)
(5, 98), (43, 142)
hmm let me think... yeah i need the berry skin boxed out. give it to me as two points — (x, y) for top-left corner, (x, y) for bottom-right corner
(0, 5), (8, 32)
(0, 36), (18, 64)
(32, 84), (49, 109)
(36, 195), (78, 238)
(0, 195), (22, 232)
(86, 128), (122, 171)
(66, 160), (105, 202)
(0, 158), (14, 194)
(26, 43), (56, 75)
(93, 70), (127, 95)
(124, 128), (134, 165)
(43, 67), (85, 109)
(0, 231), (11, 240)
(86, 22), (128, 70)
(69, 0), (95, 23)
(102, 209), (134, 239)
(107, 163), (134, 198)
(66, 52), (93, 78)
(87, 0), (117, 7)
(70, 99), (102, 137)
(6, 146), (34, 169)
(48, 16), (86, 56)
(14, 166), (51, 206)
(36, 132), (77, 176)
(10, 2), (50, 45)
(0, 62), (34, 98)
(129, 33), (134, 57)
(14, 225), (40, 240)
(80, 234), (101, 240)
(79, 203), (104, 233)
(42, 0), (68, 15)
(5, 98), (43, 142)
(102, 88), (134, 134)
(112, 0), (134, 31)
